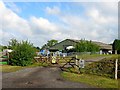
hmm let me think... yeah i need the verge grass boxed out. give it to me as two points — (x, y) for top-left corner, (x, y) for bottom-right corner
(1, 62), (50, 73)
(61, 72), (118, 88)
(77, 54), (118, 59)
(59, 54), (118, 64)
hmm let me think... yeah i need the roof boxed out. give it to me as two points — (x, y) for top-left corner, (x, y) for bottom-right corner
(49, 39), (112, 50)
(63, 39), (112, 50)
(91, 41), (112, 50)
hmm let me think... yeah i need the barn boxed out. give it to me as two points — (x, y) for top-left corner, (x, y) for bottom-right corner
(49, 39), (112, 54)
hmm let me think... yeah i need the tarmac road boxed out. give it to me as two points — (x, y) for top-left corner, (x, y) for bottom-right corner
(2, 66), (96, 88)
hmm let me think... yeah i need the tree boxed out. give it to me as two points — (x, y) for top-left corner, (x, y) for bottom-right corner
(41, 39), (58, 49)
(113, 39), (120, 54)
(41, 44), (48, 50)
(47, 39), (58, 47)
(9, 39), (36, 66)
(75, 39), (100, 53)
(1, 46), (7, 50)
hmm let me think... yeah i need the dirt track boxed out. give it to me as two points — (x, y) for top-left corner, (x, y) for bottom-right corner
(2, 66), (96, 88)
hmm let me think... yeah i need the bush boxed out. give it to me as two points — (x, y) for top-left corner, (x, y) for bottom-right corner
(9, 40), (36, 66)
(84, 56), (120, 78)
(75, 39), (100, 52)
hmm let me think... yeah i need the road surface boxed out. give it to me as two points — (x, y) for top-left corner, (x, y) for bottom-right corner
(2, 66), (96, 88)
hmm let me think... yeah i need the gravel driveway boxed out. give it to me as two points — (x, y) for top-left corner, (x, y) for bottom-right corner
(2, 66), (95, 88)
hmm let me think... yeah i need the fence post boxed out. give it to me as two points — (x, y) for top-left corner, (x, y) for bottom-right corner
(75, 55), (80, 73)
(75, 55), (78, 66)
(115, 59), (118, 80)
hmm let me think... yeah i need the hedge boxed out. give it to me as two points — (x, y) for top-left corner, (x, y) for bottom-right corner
(84, 56), (120, 79)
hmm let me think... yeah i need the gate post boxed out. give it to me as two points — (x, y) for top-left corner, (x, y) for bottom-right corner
(115, 59), (118, 80)
(75, 55), (79, 73)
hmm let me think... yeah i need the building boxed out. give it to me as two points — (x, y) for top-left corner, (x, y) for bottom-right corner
(49, 39), (112, 54)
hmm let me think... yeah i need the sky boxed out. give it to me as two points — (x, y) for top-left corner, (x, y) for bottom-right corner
(0, 1), (118, 47)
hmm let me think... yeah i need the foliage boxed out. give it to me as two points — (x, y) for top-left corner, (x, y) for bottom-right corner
(8, 39), (18, 49)
(47, 39), (58, 47)
(9, 39), (36, 66)
(41, 39), (58, 49)
(84, 56), (120, 79)
(33, 46), (40, 52)
(36, 47), (40, 50)
(113, 39), (120, 53)
(0, 45), (7, 51)
(0, 45), (3, 52)
(41, 44), (48, 50)
(75, 39), (100, 52)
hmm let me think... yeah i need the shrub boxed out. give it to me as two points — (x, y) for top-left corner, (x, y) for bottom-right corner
(9, 40), (36, 66)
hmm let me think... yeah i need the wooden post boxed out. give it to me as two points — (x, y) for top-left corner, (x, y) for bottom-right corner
(75, 55), (79, 72)
(7, 51), (9, 65)
(115, 50), (117, 54)
(115, 59), (118, 80)
(75, 55), (78, 65)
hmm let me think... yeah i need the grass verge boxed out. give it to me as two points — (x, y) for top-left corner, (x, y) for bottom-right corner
(1, 62), (50, 73)
(77, 54), (118, 59)
(1, 65), (24, 72)
(59, 54), (118, 64)
(61, 72), (118, 88)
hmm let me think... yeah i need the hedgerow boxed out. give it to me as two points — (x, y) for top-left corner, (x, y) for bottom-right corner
(84, 56), (120, 78)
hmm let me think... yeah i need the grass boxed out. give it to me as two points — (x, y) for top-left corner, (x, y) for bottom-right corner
(1, 62), (50, 73)
(59, 54), (118, 64)
(77, 54), (118, 59)
(61, 72), (118, 88)
(1, 65), (24, 72)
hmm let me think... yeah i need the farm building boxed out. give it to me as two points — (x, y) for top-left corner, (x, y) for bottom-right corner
(49, 39), (112, 54)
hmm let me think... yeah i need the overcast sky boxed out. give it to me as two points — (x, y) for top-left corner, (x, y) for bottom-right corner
(0, 1), (118, 47)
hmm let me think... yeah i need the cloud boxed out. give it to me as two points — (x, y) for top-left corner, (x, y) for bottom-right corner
(0, 2), (32, 45)
(30, 16), (59, 34)
(0, 2), (118, 47)
(57, 2), (118, 43)
(45, 6), (61, 15)
(0, 2), (62, 46)
(4, 2), (21, 13)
